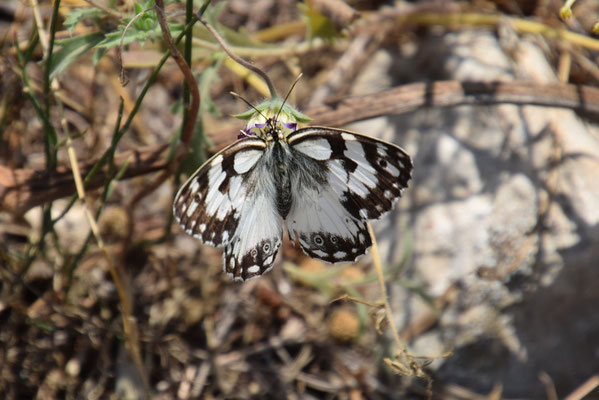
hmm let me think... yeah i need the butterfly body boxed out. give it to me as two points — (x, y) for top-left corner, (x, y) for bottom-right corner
(174, 117), (412, 281)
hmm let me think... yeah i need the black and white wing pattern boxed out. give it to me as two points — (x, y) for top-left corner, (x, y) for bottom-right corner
(173, 138), (282, 281)
(286, 127), (412, 263)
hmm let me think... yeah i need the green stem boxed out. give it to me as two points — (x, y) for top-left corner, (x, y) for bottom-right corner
(43, 0), (61, 172)
(182, 0), (193, 125)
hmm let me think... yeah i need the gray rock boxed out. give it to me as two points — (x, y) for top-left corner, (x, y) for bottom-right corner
(345, 30), (599, 398)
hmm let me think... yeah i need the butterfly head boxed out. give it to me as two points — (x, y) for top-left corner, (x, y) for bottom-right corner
(235, 98), (312, 142)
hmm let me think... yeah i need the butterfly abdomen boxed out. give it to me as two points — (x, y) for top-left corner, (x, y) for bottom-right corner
(270, 141), (293, 218)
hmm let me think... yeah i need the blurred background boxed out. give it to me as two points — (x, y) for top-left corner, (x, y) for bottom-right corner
(1, 0), (599, 399)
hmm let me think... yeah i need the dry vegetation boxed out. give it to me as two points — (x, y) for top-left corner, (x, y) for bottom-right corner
(1, 0), (599, 399)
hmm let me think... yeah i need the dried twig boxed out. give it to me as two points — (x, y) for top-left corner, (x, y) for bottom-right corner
(359, 10), (599, 51)
(117, 7), (154, 85)
(309, 33), (380, 107)
(307, 80), (599, 127)
(564, 374), (599, 400)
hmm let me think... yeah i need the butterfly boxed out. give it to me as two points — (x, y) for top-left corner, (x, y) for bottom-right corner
(173, 101), (413, 281)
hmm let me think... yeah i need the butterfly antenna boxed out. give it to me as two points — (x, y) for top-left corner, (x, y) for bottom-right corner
(230, 91), (269, 122)
(275, 73), (303, 123)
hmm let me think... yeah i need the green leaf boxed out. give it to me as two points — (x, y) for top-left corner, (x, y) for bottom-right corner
(96, 23), (183, 49)
(198, 55), (224, 117)
(282, 262), (348, 295)
(201, 0), (227, 29)
(134, 2), (144, 14)
(106, 156), (131, 199)
(193, 2), (270, 49)
(96, 2), (177, 49)
(50, 33), (105, 79)
(92, 47), (107, 65)
(179, 118), (210, 176)
(233, 99), (312, 123)
(298, 2), (342, 42)
(57, 130), (88, 148)
(63, 8), (105, 35)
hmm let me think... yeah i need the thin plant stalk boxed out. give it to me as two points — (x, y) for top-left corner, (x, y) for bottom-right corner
(199, 17), (279, 99)
(367, 222), (431, 386)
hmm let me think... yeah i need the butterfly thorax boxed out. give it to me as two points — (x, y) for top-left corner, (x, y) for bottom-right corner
(245, 117), (293, 142)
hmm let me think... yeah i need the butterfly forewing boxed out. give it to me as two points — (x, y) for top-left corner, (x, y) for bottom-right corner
(286, 127), (413, 262)
(173, 138), (283, 281)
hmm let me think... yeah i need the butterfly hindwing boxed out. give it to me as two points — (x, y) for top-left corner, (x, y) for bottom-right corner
(286, 127), (413, 262)
(173, 138), (283, 281)
(222, 188), (282, 281)
(285, 183), (372, 263)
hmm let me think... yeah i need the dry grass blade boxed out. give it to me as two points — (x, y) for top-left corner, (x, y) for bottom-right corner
(65, 103), (150, 396)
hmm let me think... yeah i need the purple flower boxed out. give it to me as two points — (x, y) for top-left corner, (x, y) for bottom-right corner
(282, 121), (297, 131)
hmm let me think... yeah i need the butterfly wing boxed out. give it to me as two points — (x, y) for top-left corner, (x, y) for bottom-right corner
(173, 138), (282, 281)
(286, 127), (412, 262)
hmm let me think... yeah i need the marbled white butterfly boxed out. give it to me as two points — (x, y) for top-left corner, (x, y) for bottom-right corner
(173, 99), (413, 281)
